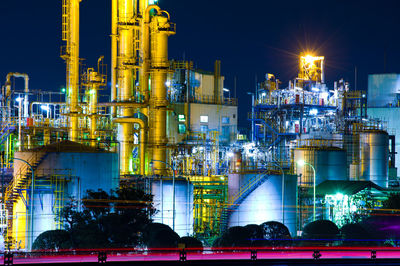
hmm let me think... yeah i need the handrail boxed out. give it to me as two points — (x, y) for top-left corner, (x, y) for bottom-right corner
(229, 170), (270, 205)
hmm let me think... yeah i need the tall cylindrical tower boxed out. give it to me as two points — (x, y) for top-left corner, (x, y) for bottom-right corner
(61, 0), (81, 142)
(149, 14), (175, 175)
(116, 0), (137, 175)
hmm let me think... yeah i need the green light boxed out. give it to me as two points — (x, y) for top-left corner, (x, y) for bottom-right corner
(335, 193), (344, 201)
(148, 0), (158, 4)
(97, 137), (101, 141)
(178, 124), (186, 134)
(15, 141), (20, 147)
(61, 88), (66, 93)
(178, 114), (185, 122)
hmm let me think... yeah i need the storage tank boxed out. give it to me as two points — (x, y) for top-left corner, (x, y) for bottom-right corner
(343, 134), (360, 180)
(360, 130), (389, 187)
(294, 146), (347, 187)
(151, 178), (194, 237)
(228, 173), (297, 237)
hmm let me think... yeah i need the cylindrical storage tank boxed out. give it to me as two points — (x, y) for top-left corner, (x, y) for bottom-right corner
(151, 179), (193, 237)
(360, 130), (389, 187)
(294, 146), (347, 187)
(343, 134), (360, 179)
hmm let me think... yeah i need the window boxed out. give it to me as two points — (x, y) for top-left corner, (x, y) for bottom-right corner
(178, 124), (186, 134)
(200, 125), (208, 132)
(200, 115), (209, 123)
(233, 114), (236, 119)
(222, 116), (230, 124)
(178, 114), (186, 122)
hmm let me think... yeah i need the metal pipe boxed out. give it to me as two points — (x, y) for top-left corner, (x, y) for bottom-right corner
(62, 0), (81, 142)
(113, 117), (146, 176)
(5, 73), (29, 118)
(111, 0), (117, 117)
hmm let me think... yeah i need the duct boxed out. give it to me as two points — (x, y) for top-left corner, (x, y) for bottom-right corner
(113, 117), (146, 176)
(6, 72), (29, 118)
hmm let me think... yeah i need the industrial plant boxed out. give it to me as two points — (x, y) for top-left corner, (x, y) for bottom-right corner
(0, 0), (397, 251)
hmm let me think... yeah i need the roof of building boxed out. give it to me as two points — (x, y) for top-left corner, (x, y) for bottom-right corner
(24, 140), (111, 153)
(313, 180), (384, 196)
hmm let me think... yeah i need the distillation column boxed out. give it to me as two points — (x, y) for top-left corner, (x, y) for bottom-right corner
(116, 0), (137, 175)
(62, 0), (81, 142)
(149, 12), (175, 175)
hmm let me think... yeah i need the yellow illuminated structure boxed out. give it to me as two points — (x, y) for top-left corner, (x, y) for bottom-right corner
(112, 2), (175, 176)
(298, 54), (325, 83)
(61, 0), (81, 142)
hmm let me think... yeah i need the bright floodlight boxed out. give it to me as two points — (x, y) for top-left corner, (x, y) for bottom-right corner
(223, 88), (230, 92)
(15, 97), (23, 103)
(41, 105), (50, 111)
(297, 160), (305, 166)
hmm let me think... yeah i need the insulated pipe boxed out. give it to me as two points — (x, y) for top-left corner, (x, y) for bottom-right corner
(111, 0), (117, 117)
(5, 73), (29, 118)
(63, 0), (81, 142)
(113, 117), (146, 176)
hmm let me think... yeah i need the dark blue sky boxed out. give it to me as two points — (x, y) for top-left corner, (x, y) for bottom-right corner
(1, 0), (400, 128)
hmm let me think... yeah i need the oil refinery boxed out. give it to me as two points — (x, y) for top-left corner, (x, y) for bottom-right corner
(0, 0), (397, 251)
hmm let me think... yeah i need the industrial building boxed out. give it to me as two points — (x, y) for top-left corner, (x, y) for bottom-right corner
(0, 0), (397, 251)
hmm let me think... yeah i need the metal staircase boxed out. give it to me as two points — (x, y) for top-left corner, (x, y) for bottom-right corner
(220, 171), (272, 232)
(0, 125), (15, 146)
(4, 151), (48, 243)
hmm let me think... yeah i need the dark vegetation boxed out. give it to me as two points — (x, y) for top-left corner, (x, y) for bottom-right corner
(33, 192), (400, 249)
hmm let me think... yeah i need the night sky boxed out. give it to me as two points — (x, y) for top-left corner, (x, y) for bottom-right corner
(1, 0), (400, 128)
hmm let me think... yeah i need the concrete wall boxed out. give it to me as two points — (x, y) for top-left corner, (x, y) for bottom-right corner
(228, 174), (297, 237)
(194, 72), (224, 100)
(190, 103), (238, 142)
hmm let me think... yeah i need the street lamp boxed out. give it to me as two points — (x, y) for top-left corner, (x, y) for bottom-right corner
(13, 157), (34, 251)
(297, 160), (316, 221)
(150, 160), (176, 231)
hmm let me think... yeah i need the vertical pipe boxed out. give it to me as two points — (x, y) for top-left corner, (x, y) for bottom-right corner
(117, 0), (135, 175)
(111, 0), (118, 117)
(64, 0), (81, 142)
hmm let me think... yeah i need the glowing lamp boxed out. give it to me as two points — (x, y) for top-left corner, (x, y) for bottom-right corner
(297, 160), (305, 166)
(15, 97), (23, 103)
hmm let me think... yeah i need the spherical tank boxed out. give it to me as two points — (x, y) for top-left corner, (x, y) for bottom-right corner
(360, 130), (389, 187)
(294, 147), (347, 187)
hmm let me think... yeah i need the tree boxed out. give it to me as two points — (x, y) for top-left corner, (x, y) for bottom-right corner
(142, 223), (179, 249)
(302, 220), (340, 246)
(59, 187), (156, 249)
(32, 230), (72, 251)
(382, 193), (400, 210)
(340, 223), (375, 246)
(179, 236), (203, 250)
(259, 221), (291, 247)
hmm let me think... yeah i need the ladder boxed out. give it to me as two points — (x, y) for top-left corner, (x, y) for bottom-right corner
(62, 0), (69, 41)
